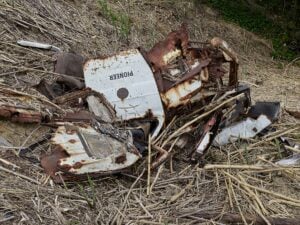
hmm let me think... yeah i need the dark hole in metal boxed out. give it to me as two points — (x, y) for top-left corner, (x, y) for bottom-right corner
(117, 87), (129, 100)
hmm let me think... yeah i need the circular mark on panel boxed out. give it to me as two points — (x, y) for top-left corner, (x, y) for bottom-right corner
(117, 87), (129, 100)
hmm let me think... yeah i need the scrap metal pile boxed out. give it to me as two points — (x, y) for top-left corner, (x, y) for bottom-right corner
(1, 24), (289, 183)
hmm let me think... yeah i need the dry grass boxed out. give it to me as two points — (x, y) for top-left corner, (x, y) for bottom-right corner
(0, 0), (300, 224)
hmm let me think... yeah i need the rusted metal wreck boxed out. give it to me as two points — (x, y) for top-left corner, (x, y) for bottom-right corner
(5, 24), (280, 182)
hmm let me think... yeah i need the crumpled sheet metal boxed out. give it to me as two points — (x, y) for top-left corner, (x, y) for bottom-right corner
(86, 95), (115, 123)
(83, 25), (240, 139)
(41, 124), (141, 182)
(146, 26), (239, 109)
(210, 37), (239, 87)
(276, 137), (300, 166)
(213, 115), (272, 146)
(212, 101), (280, 147)
(195, 114), (220, 154)
(41, 25), (282, 177)
(147, 23), (189, 72)
(247, 102), (280, 121)
(0, 87), (57, 123)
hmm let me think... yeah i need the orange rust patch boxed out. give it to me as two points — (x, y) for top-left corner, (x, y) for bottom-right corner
(73, 162), (83, 169)
(69, 139), (77, 144)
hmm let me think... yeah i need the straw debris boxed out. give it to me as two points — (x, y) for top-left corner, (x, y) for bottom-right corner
(0, 0), (299, 224)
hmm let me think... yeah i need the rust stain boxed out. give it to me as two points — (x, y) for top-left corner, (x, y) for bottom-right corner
(73, 162), (83, 169)
(115, 153), (127, 164)
(146, 23), (189, 73)
(69, 139), (77, 144)
(40, 145), (69, 183)
(0, 105), (42, 123)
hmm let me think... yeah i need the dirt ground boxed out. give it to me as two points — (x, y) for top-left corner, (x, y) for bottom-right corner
(0, 0), (299, 224)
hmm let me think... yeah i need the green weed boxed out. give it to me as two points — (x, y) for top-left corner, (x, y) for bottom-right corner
(97, 0), (131, 40)
(77, 175), (96, 208)
(198, 0), (299, 61)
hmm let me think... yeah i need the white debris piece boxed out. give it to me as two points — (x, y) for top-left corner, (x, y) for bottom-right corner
(196, 132), (211, 154)
(276, 154), (300, 166)
(17, 40), (61, 52)
(213, 115), (271, 146)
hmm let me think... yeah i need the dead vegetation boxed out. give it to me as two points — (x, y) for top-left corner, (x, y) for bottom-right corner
(0, 0), (300, 224)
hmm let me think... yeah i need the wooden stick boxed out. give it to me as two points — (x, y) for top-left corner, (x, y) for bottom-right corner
(147, 134), (151, 196)
(251, 204), (271, 225)
(284, 145), (300, 154)
(168, 180), (193, 204)
(150, 145), (168, 169)
(249, 127), (299, 148)
(137, 221), (164, 225)
(229, 178), (249, 225)
(0, 86), (64, 112)
(238, 174), (268, 215)
(0, 157), (20, 169)
(149, 165), (163, 193)
(204, 164), (300, 170)
(134, 195), (153, 218)
(204, 164), (265, 170)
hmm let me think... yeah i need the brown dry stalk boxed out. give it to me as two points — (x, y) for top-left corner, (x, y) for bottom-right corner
(224, 171), (300, 204)
(238, 174), (268, 215)
(249, 126), (299, 148)
(0, 157), (20, 168)
(0, 165), (40, 184)
(161, 93), (245, 147)
(147, 134), (152, 196)
(168, 179), (193, 204)
(0, 86), (64, 112)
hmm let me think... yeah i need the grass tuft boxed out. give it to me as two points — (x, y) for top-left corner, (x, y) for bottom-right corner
(97, 0), (131, 41)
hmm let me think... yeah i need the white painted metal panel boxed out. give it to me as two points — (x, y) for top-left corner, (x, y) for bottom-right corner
(84, 49), (165, 137)
(53, 126), (141, 174)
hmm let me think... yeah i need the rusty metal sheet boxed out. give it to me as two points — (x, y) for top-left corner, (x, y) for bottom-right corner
(41, 123), (141, 182)
(146, 24), (189, 72)
(0, 104), (42, 123)
(210, 37), (239, 87)
(160, 74), (203, 108)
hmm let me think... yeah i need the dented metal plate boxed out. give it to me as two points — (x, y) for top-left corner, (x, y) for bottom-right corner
(50, 124), (141, 175)
(84, 49), (165, 137)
